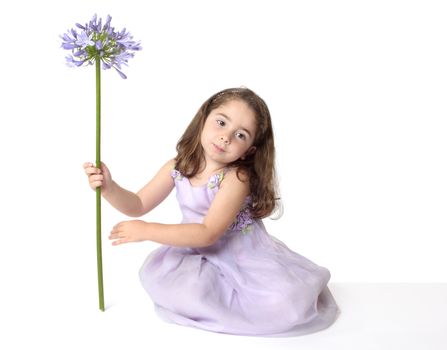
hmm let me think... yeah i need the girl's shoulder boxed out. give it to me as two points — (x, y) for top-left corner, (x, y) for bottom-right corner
(220, 167), (250, 191)
(154, 158), (177, 180)
(224, 167), (250, 182)
(165, 158), (177, 171)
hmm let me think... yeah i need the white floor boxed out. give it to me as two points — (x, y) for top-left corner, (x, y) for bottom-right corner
(2, 282), (446, 350)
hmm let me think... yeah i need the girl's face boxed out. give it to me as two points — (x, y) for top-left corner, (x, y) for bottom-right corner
(200, 99), (257, 168)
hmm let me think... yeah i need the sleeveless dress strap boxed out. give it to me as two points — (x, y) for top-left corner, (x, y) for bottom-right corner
(207, 167), (228, 189)
(171, 166), (229, 187)
(171, 168), (183, 181)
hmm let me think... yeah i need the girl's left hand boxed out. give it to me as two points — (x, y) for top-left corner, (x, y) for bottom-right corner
(109, 220), (148, 246)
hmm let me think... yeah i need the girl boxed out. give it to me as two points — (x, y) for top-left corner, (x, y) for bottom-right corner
(83, 87), (340, 336)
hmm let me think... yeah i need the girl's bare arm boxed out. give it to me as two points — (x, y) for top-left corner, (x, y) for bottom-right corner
(84, 159), (175, 217)
(109, 168), (249, 247)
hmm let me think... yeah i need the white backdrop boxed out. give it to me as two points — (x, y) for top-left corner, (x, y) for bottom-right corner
(0, 0), (446, 316)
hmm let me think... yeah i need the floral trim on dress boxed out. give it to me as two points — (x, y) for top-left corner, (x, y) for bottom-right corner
(229, 197), (254, 234)
(208, 171), (225, 189)
(171, 169), (183, 181)
(171, 168), (225, 187)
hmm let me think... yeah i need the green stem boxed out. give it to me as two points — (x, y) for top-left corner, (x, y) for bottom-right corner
(95, 57), (105, 312)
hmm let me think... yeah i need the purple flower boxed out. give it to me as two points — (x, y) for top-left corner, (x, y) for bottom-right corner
(75, 31), (94, 48)
(60, 14), (142, 78)
(229, 197), (254, 234)
(171, 169), (183, 181)
(208, 172), (224, 189)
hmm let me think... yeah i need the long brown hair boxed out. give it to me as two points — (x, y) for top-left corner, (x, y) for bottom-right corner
(175, 87), (279, 219)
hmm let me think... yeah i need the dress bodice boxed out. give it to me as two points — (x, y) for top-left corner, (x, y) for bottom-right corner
(171, 169), (253, 234)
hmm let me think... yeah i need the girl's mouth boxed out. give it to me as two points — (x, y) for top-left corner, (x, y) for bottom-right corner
(212, 143), (225, 153)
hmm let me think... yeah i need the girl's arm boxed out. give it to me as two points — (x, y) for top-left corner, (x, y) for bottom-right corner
(103, 159), (175, 217)
(109, 169), (250, 247)
(135, 159), (176, 215)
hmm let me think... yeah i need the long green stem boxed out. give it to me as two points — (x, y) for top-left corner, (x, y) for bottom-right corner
(95, 57), (105, 311)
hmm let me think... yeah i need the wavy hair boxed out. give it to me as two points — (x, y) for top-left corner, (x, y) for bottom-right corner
(175, 87), (280, 219)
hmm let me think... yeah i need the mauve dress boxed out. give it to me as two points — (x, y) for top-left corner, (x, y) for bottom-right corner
(139, 169), (340, 336)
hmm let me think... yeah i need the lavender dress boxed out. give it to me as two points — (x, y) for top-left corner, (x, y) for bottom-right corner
(139, 169), (340, 336)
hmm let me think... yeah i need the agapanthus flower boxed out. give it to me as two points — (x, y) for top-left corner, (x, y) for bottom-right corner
(60, 14), (141, 311)
(61, 14), (141, 78)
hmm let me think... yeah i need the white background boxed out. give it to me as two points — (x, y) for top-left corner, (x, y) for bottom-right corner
(0, 0), (446, 349)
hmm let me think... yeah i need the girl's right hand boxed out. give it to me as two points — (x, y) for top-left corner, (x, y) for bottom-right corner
(83, 161), (113, 194)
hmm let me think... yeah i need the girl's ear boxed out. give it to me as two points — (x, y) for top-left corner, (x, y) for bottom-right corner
(241, 146), (256, 160)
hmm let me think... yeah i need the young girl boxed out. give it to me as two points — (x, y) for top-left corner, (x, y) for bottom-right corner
(83, 87), (340, 336)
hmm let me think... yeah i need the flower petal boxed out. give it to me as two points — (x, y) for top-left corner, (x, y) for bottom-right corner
(62, 43), (77, 50)
(104, 15), (112, 30)
(114, 67), (127, 79)
(102, 60), (112, 69)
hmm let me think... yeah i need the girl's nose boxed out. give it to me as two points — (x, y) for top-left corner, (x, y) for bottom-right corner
(220, 135), (230, 144)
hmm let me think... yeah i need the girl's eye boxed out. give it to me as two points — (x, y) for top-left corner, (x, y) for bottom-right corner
(236, 132), (246, 140)
(217, 119), (225, 127)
